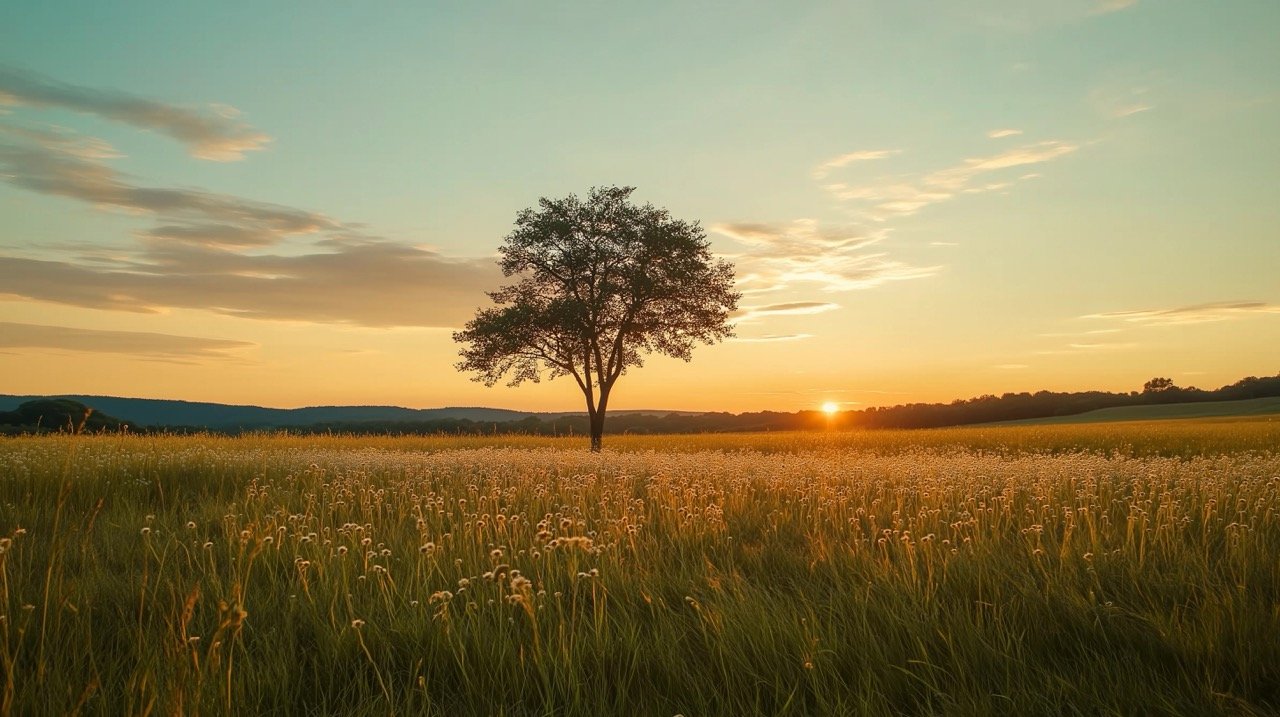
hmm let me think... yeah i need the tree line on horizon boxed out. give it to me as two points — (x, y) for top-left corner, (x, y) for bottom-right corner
(265, 372), (1280, 435)
(853, 373), (1280, 429)
(5, 189), (1274, 447)
(4, 373), (1277, 437)
(0, 398), (131, 435)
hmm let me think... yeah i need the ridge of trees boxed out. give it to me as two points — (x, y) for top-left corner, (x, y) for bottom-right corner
(247, 373), (1280, 434)
(0, 399), (132, 435)
(855, 373), (1280, 429)
(2, 373), (1277, 437)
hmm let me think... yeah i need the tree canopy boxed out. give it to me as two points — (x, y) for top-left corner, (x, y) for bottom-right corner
(0, 399), (130, 434)
(454, 185), (739, 450)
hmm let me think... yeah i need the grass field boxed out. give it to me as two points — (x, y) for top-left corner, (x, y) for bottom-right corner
(991, 396), (1280, 426)
(2, 420), (1279, 715)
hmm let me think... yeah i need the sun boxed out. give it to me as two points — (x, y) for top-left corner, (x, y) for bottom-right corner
(821, 401), (839, 415)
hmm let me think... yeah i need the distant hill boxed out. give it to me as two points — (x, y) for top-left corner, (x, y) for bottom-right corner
(988, 397), (1280, 426)
(2, 372), (1276, 434)
(0, 395), (536, 429)
(0, 395), (695, 431)
(0, 399), (131, 434)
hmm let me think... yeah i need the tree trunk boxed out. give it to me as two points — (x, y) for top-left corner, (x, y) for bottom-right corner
(589, 411), (605, 452)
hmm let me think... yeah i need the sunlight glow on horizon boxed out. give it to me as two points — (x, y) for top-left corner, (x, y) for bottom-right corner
(0, 2), (1277, 412)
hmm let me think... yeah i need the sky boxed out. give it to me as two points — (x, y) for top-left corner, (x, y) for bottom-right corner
(1, 0), (1277, 413)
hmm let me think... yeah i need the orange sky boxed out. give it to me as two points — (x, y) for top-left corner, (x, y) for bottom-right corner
(2, 2), (1278, 412)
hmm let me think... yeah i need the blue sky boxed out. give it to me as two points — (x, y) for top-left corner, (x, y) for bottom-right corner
(1, 1), (1277, 410)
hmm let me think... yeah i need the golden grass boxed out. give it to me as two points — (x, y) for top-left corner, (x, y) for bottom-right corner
(1, 420), (1277, 715)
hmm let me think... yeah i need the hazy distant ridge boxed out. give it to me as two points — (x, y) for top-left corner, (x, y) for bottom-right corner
(3, 372), (1277, 433)
(0, 396), (540, 429)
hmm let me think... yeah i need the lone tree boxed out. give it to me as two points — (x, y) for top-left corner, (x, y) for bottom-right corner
(454, 186), (739, 451)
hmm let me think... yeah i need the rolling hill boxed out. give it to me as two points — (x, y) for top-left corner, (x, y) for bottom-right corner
(0, 395), (698, 430)
(990, 397), (1280, 426)
(0, 395), (537, 429)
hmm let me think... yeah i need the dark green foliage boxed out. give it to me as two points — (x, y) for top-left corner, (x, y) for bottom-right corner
(3, 375), (1277, 438)
(0, 399), (130, 434)
(857, 373), (1280, 428)
(454, 186), (739, 450)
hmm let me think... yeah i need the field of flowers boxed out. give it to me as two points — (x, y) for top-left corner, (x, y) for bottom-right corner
(1, 421), (1278, 715)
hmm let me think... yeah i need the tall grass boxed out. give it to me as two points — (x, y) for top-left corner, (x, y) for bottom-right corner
(1, 422), (1277, 715)
(62, 416), (1278, 456)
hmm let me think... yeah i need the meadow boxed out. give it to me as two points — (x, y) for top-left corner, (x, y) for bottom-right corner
(1, 420), (1278, 715)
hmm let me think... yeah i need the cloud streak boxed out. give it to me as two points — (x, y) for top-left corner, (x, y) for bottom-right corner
(924, 141), (1079, 190)
(1090, 81), (1157, 120)
(0, 244), (499, 329)
(1032, 341), (1138, 355)
(811, 149), (900, 180)
(0, 64), (269, 160)
(822, 140), (1080, 220)
(731, 333), (814, 343)
(0, 321), (255, 359)
(968, 0), (1139, 30)
(0, 124), (329, 237)
(733, 301), (840, 323)
(0, 120), (501, 328)
(715, 220), (938, 293)
(1091, 0), (1137, 15)
(1084, 301), (1280, 326)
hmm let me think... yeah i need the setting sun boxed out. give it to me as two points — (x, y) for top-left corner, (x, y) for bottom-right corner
(1, 3), (1277, 413)
(4, 3), (1280, 713)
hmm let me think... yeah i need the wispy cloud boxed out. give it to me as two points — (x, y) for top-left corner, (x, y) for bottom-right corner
(1112, 103), (1152, 118)
(0, 245), (499, 329)
(734, 301), (840, 323)
(731, 333), (814, 343)
(1090, 81), (1157, 119)
(822, 140), (1080, 220)
(1015, 298), (1262, 360)
(716, 159), (938, 339)
(823, 182), (952, 219)
(714, 220), (938, 293)
(0, 118), (500, 328)
(925, 141), (1079, 190)
(969, 0), (1138, 30)
(1038, 328), (1122, 338)
(987, 128), (1023, 139)
(0, 321), (254, 359)
(0, 124), (327, 237)
(1033, 341), (1138, 356)
(715, 220), (879, 259)
(811, 149), (900, 180)
(0, 64), (269, 160)
(1091, 0), (1138, 15)
(1023, 322), (1138, 357)
(1084, 301), (1280, 326)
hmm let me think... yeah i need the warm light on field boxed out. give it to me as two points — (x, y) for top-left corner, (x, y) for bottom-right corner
(2, 422), (1279, 714)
